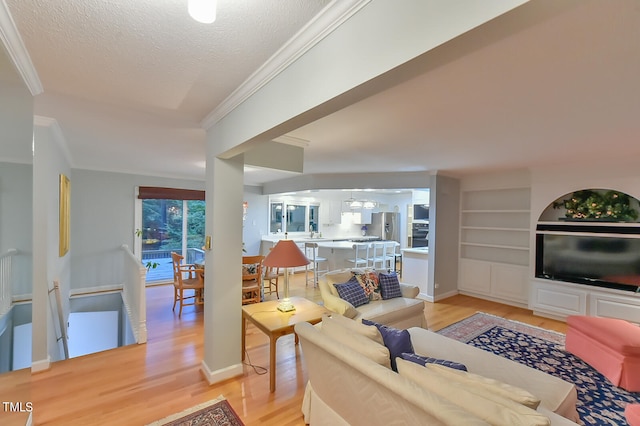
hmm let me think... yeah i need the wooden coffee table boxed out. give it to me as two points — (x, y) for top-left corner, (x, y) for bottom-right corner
(241, 296), (328, 392)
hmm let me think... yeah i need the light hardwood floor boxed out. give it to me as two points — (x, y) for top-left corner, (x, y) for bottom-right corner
(0, 272), (567, 425)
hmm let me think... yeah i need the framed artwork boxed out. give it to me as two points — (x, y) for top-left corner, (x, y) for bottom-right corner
(59, 174), (70, 257)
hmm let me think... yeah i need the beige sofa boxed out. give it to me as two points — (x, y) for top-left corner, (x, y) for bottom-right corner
(319, 269), (426, 329)
(295, 316), (580, 425)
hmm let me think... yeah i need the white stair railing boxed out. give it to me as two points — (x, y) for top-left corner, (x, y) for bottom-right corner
(0, 249), (17, 317)
(121, 244), (147, 343)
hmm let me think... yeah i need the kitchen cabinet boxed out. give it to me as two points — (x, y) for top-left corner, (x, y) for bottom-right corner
(341, 209), (372, 225)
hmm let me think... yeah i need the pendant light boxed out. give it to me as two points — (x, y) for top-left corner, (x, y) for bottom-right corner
(188, 0), (217, 24)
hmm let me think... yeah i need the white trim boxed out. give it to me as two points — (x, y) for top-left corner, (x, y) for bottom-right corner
(33, 116), (74, 166)
(31, 355), (50, 373)
(70, 284), (123, 297)
(0, 0), (43, 95)
(272, 135), (310, 148)
(201, 0), (371, 129)
(200, 360), (243, 385)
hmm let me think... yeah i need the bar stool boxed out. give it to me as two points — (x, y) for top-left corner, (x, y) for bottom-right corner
(384, 241), (400, 270)
(347, 243), (369, 268)
(305, 242), (328, 287)
(369, 241), (387, 268)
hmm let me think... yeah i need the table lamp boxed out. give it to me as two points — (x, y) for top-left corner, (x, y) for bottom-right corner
(263, 239), (309, 312)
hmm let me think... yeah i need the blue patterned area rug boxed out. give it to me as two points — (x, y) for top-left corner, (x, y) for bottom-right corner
(438, 312), (640, 426)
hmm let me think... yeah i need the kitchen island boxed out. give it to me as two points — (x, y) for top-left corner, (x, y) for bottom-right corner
(261, 236), (398, 271)
(260, 235), (381, 272)
(401, 247), (429, 298)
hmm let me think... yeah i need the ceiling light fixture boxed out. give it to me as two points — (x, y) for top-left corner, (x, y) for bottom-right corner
(188, 0), (217, 24)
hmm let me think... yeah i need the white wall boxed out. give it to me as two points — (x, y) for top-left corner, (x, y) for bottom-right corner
(0, 162), (32, 297)
(70, 169), (205, 291)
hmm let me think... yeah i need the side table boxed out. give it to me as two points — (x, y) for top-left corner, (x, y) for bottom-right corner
(241, 296), (327, 392)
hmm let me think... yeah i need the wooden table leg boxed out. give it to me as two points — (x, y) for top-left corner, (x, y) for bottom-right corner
(241, 316), (246, 361)
(270, 335), (277, 393)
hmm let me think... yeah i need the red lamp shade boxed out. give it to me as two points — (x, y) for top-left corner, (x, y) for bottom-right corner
(263, 240), (309, 268)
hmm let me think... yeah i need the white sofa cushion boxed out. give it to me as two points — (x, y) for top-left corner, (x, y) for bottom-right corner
(397, 358), (551, 426)
(322, 313), (384, 345)
(321, 315), (391, 369)
(426, 363), (541, 409)
(407, 327), (579, 422)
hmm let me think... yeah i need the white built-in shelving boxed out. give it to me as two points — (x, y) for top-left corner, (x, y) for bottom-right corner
(458, 187), (531, 306)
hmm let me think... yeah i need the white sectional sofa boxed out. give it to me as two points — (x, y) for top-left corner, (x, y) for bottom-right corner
(319, 268), (426, 329)
(295, 315), (580, 426)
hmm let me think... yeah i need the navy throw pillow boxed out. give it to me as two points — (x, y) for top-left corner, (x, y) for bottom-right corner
(400, 352), (468, 371)
(362, 319), (413, 371)
(334, 277), (369, 307)
(378, 272), (402, 299)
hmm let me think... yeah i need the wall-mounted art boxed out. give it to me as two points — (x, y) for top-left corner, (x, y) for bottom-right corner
(59, 174), (70, 256)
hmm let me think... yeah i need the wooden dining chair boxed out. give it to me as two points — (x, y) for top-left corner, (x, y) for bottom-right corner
(263, 263), (280, 299)
(242, 255), (263, 304)
(171, 252), (204, 317)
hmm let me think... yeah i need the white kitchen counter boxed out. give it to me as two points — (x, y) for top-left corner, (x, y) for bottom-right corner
(401, 247), (429, 297)
(261, 235), (380, 244)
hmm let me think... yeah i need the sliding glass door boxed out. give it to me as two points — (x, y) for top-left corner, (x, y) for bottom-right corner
(140, 199), (205, 283)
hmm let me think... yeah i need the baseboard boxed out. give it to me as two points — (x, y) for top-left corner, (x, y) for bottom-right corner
(31, 356), (50, 373)
(417, 292), (434, 302)
(433, 289), (459, 302)
(200, 360), (243, 385)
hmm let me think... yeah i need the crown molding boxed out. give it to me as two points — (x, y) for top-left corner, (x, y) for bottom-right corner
(34, 115), (74, 166)
(0, 0), (43, 95)
(201, 0), (371, 130)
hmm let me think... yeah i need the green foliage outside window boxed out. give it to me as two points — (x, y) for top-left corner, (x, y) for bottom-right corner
(141, 199), (206, 250)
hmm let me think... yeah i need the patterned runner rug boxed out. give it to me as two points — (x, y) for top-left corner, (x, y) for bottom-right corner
(438, 312), (640, 426)
(146, 395), (244, 426)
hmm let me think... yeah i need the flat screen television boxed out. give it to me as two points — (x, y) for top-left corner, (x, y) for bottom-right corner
(413, 204), (429, 220)
(535, 230), (640, 292)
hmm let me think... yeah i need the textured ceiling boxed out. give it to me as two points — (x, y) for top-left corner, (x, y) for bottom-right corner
(4, 0), (640, 185)
(8, 0), (330, 120)
(4, 0), (331, 182)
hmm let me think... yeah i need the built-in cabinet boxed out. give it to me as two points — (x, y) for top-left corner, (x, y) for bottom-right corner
(530, 279), (640, 324)
(529, 188), (640, 323)
(458, 187), (530, 306)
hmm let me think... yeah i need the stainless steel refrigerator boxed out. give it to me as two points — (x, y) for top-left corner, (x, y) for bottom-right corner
(368, 212), (401, 243)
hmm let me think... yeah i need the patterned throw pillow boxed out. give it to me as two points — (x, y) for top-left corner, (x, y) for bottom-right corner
(334, 277), (369, 307)
(242, 264), (257, 275)
(352, 269), (381, 301)
(400, 352), (468, 371)
(378, 272), (402, 300)
(362, 319), (413, 372)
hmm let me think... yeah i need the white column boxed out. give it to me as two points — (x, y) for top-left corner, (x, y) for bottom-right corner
(200, 154), (244, 384)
